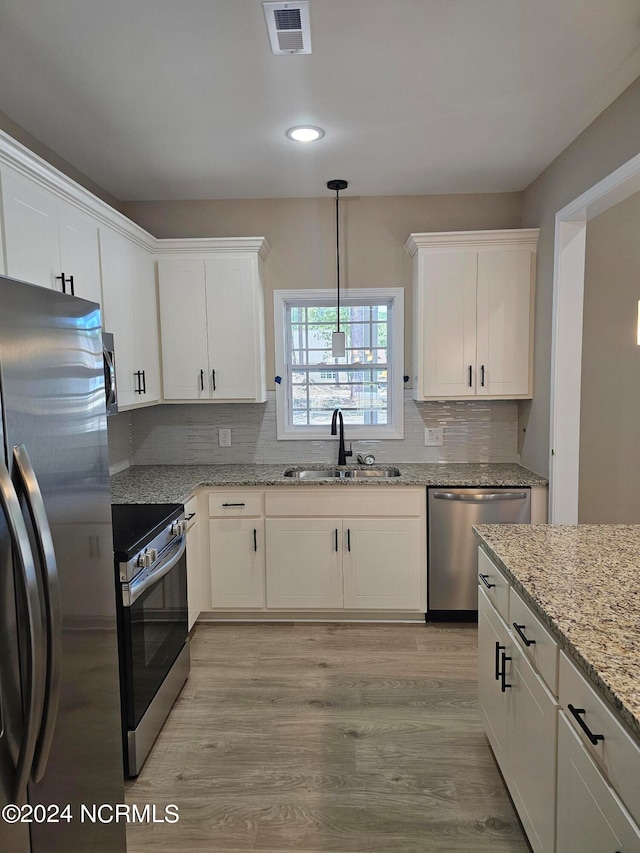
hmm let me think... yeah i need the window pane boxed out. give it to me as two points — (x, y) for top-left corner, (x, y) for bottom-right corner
(285, 299), (392, 432)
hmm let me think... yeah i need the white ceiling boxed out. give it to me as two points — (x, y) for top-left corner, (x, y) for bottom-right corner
(1, 0), (640, 201)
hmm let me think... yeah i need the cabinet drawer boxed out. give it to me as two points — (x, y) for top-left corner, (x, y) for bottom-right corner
(265, 487), (423, 518)
(559, 651), (640, 823)
(477, 547), (509, 621)
(510, 586), (558, 696)
(208, 490), (262, 517)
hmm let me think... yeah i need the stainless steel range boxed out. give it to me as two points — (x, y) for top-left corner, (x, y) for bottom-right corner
(111, 503), (190, 777)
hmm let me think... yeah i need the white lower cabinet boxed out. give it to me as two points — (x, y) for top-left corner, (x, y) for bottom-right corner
(478, 545), (640, 853)
(210, 519), (265, 608)
(478, 552), (559, 853)
(478, 585), (511, 773)
(265, 518), (343, 609)
(185, 495), (204, 631)
(556, 713), (640, 853)
(204, 486), (426, 615)
(508, 645), (558, 853)
(342, 518), (424, 610)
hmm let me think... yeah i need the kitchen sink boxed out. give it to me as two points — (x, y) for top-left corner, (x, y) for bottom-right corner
(342, 466), (401, 478)
(283, 468), (338, 479)
(283, 466), (401, 479)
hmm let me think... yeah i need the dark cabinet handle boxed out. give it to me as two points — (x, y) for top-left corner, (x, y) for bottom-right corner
(68, 274), (75, 296)
(200, 369), (204, 391)
(222, 502), (245, 507)
(212, 369), (216, 392)
(468, 365), (473, 387)
(134, 371), (144, 394)
(500, 652), (511, 692)
(567, 704), (604, 745)
(253, 529), (257, 552)
(141, 369), (146, 394)
(513, 623), (536, 647)
(481, 364), (485, 387)
(185, 512), (196, 521)
(334, 528), (338, 552)
(56, 272), (73, 294)
(347, 528), (351, 552)
(479, 573), (495, 589)
(495, 642), (505, 681)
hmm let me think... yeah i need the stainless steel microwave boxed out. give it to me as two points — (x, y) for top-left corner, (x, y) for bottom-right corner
(103, 332), (118, 415)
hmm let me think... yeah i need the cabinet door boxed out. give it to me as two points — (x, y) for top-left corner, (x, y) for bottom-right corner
(131, 244), (161, 403)
(478, 586), (512, 778)
(1, 169), (60, 289)
(157, 258), (209, 400)
(508, 645), (558, 853)
(57, 201), (102, 304)
(476, 250), (532, 396)
(422, 251), (477, 397)
(556, 713), (640, 853)
(186, 515), (203, 630)
(342, 518), (423, 609)
(210, 519), (265, 608)
(204, 255), (264, 401)
(265, 518), (343, 609)
(99, 227), (137, 406)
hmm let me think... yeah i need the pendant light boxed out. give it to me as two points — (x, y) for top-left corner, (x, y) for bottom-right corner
(327, 179), (348, 358)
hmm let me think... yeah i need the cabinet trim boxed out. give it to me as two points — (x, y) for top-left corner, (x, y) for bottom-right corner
(405, 229), (540, 255)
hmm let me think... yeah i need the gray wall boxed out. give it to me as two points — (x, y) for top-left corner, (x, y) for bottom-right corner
(520, 75), (640, 478)
(578, 191), (640, 522)
(122, 193), (522, 390)
(0, 110), (124, 212)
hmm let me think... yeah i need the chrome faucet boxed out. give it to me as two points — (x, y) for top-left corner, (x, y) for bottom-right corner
(330, 407), (352, 466)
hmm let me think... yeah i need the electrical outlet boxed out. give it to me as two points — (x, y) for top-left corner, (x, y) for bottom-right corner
(219, 428), (232, 447)
(424, 427), (443, 447)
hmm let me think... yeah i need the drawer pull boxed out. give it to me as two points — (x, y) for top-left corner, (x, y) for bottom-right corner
(479, 573), (495, 589)
(567, 704), (604, 745)
(185, 512), (196, 521)
(222, 502), (245, 507)
(495, 642), (505, 681)
(500, 652), (511, 693)
(513, 623), (536, 647)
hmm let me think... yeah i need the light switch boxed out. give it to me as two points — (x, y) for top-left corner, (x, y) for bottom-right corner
(219, 428), (232, 447)
(424, 427), (443, 446)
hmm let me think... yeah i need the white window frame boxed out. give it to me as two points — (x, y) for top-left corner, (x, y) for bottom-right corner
(274, 288), (404, 440)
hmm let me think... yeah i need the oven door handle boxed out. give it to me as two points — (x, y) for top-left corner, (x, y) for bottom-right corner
(124, 535), (187, 607)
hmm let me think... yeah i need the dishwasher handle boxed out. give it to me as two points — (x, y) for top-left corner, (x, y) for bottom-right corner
(431, 491), (528, 502)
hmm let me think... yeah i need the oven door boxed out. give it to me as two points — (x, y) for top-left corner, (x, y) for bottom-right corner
(119, 535), (187, 729)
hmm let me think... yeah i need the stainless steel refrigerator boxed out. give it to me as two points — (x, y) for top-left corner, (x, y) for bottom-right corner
(0, 275), (126, 852)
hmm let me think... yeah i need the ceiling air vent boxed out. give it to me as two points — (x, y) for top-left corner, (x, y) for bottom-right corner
(263, 1), (311, 54)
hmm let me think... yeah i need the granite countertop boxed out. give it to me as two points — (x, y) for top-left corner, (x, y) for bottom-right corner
(110, 462), (546, 504)
(474, 524), (640, 741)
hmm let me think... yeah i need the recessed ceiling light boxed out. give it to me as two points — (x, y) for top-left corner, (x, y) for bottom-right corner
(286, 126), (324, 142)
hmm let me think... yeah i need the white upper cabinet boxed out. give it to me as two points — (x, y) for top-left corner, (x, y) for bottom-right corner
(1, 168), (102, 302)
(406, 230), (538, 400)
(156, 239), (269, 403)
(100, 227), (161, 408)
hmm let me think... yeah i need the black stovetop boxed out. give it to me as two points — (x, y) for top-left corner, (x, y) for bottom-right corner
(111, 503), (183, 560)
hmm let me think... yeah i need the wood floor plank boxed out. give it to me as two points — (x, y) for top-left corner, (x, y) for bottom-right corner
(125, 622), (529, 852)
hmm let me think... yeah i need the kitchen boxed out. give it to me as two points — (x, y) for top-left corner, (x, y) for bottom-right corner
(1, 2), (640, 851)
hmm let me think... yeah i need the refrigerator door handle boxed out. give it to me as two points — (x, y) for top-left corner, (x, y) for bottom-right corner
(13, 445), (62, 784)
(0, 460), (46, 806)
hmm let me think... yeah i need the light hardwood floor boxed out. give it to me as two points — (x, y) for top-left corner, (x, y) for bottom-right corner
(125, 622), (530, 852)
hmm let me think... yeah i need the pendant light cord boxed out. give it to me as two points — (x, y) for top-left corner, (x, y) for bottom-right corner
(335, 187), (341, 334)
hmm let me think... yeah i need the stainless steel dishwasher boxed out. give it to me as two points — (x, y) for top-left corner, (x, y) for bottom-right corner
(427, 487), (531, 618)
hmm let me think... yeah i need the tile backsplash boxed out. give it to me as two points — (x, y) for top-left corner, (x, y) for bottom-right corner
(108, 393), (518, 470)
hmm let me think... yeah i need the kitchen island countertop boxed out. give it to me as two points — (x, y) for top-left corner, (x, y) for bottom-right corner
(110, 462), (546, 505)
(474, 523), (640, 742)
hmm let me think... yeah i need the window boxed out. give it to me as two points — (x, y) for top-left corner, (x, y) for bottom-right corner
(274, 288), (404, 439)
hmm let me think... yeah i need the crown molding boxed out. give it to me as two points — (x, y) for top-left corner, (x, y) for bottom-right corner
(405, 229), (539, 256)
(154, 237), (271, 260)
